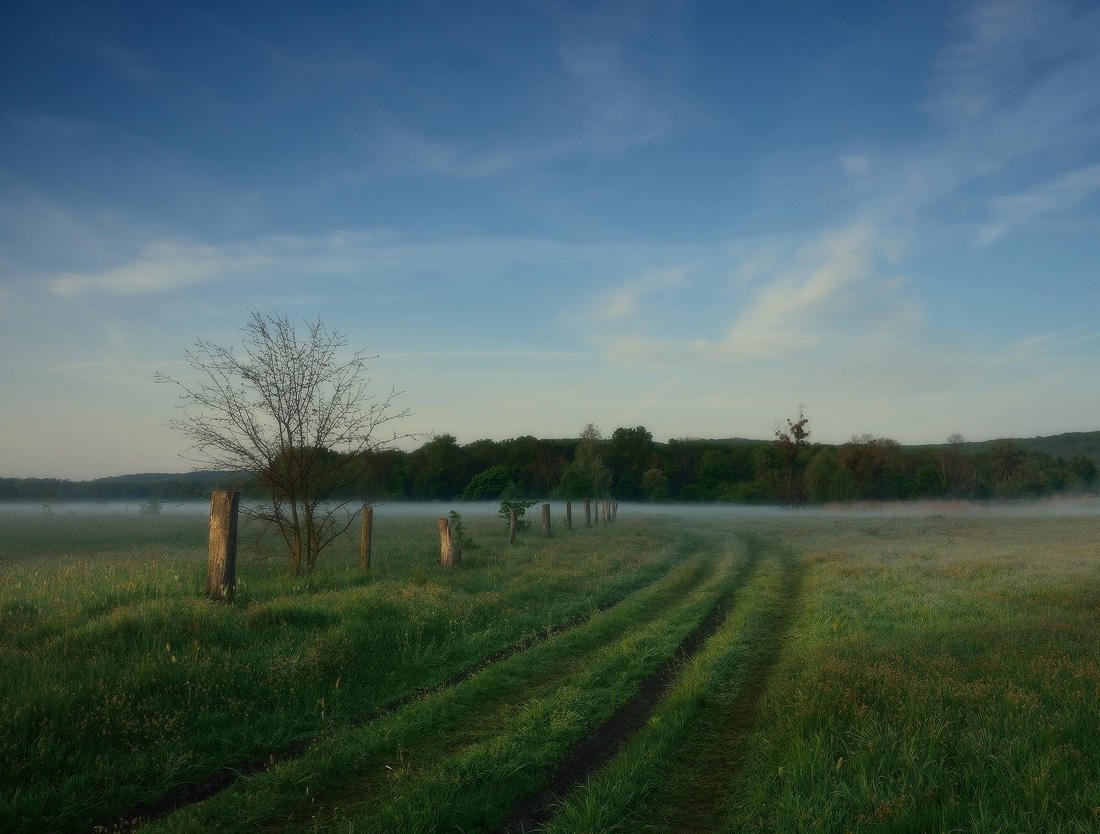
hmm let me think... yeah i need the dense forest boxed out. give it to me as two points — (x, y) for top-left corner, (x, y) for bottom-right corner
(3, 428), (1098, 505)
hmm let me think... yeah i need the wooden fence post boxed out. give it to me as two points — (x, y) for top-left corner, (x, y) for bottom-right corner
(584, 498), (591, 528)
(542, 503), (551, 537)
(566, 500), (572, 531)
(509, 508), (517, 544)
(439, 517), (461, 567)
(207, 490), (238, 603)
(360, 505), (373, 570)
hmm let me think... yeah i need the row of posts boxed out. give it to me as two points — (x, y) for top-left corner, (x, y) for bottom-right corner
(205, 491), (618, 602)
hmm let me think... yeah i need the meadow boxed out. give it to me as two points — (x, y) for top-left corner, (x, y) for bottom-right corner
(1, 502), (1099, 832)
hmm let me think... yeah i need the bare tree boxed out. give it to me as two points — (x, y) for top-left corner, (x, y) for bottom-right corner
(157, 310), (412, 575)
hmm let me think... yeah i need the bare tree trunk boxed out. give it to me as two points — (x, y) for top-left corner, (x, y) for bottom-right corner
(509, 508), (517, 544)
(207, 491), (239, 603)
(360, 505), (373, 570)
(566, 500), (572, 531)
(288, 495), (303, 576)
(305, 503), (319, 573)
(584, 498), (591, 528)
(612, 501), (618, 521)
(439, 517), (461, 567)
(541, 503), (551, 537)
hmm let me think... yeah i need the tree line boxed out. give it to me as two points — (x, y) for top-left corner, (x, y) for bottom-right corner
(4, 426), (1097, 506)
(360, 426), (1099, 504)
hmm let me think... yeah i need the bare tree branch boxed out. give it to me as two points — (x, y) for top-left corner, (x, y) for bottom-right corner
(156, 309), (414, 574)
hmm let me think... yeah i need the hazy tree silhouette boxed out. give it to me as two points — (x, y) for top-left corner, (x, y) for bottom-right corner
(774, 408), (810, 506)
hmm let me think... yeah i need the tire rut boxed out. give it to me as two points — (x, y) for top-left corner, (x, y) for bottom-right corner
(495, 538), (765, 834)
(630, 531), (807, 834)
(254, 549), (727, 832)
(93, 551), (695, 834)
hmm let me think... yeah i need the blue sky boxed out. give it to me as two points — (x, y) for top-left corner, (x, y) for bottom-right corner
(2, 0), (1099, 479)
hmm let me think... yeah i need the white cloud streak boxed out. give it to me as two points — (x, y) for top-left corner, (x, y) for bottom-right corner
(976, 163), (1100, 245)
(49, 242), (272, 297)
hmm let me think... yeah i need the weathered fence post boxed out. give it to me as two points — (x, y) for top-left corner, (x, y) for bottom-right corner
(360, 505), (373, 570)
(541, 503), (551, 537)
(509, 508), (517, 544)
(584, 498), (592, 528)
(439, 517), (461, 567)
(437, 519), (459, 572)
(207, 490), (238, 603)
(566, 500), (572, 531)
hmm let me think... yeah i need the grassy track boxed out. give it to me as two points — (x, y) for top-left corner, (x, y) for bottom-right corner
(6, 506), (1100, 833)
(0, 509), (689, 834)
(540, 529), (802, 833)
(143, 524), (746, 833)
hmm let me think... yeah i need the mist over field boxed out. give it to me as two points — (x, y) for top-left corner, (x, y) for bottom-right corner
(6, 496), (1099, 519)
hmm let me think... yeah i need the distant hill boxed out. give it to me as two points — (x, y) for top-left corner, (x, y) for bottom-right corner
(905, 431), (1100, 465)
(91, 471), (240, 485)
(0, 471), (245, 502)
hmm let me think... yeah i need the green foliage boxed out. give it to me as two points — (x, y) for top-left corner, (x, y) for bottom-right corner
(1068, 453), (1097, 486)
(606, 426), (655, 499)
(460, 465), (519, 500)
(447, 510), (479, 551)
(6, 428), (1098, 507)
(498, 486), (537, 530)
(641, 466), (670, 501)
(556, 423), (613, 499)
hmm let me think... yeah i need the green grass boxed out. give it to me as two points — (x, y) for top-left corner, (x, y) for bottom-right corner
(0, 509), (687, 834)
(544, 531), (799, 834)
(6, 507), (1100, 833)
(146, 527), (744, 833)
(721, 514), (1100, 834)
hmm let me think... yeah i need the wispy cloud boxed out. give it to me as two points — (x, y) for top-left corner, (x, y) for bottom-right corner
(837, 0), (1100, 232)
(553, 1), (693, 150)
(363, 1), (695, 178)
(928, 0), (1076, 122)
(591, 266), (687, 322)
(693, 225), (916, 362)
(49, 241), (272, 297)
(976, 163), (1100, 245)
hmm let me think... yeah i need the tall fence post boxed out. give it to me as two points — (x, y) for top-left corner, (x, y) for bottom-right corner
(542, 503), (551, 537)
(360, 505), (373, 570)
(566, 500), (573, 531)
(207, 490), (239, 603)
(584, 498), (592, 528)
(509, 508), (517, 544)
(439, 517), (461, 567)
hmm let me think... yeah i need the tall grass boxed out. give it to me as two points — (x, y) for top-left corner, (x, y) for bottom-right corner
(8, 509), (1100, 833)
(722, 514), (1100, 833)
(0, 509), (685, 833)
(146, 534), (742, 833)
